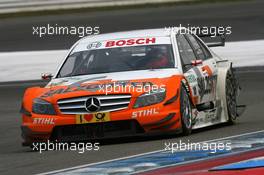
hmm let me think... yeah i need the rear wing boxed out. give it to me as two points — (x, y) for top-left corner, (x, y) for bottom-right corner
(197, 33), (226, 47)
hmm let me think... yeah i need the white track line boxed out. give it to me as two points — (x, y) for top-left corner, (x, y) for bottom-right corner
(38, 129), (264, 175)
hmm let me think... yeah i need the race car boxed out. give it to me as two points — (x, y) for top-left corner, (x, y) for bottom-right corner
(20, 28), (239, 146)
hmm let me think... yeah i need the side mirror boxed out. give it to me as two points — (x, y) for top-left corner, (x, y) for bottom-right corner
(41, 73), (53, 80)
(191, 59), (203, 66)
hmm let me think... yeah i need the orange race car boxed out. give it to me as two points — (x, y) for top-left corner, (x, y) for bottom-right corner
(20, 28), (239, 146)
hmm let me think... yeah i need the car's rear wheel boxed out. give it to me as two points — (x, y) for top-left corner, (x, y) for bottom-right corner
(180, 85), (193, 135)
(226, 70), (238, 124)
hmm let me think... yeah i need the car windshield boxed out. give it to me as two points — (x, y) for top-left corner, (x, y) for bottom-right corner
(57, 44), (175, 78)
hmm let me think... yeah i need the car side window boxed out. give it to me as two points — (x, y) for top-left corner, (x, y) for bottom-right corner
(195, 36), (212, 59)
(176, 34), (196, 71)
(185, 34), (207, 60)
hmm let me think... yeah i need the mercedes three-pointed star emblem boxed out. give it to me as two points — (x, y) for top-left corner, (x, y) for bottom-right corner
(85, 97), (101, 112)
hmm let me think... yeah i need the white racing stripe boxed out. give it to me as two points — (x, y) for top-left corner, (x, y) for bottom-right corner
(0, 40), (263, 82)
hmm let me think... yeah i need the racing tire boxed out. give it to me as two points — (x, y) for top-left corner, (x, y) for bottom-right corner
(226, 70), (238, 124)
(180, 85), (193, 135)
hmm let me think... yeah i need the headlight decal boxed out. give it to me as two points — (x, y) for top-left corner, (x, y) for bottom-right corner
(133, 89), (166, 108)
(32, 98), (56, 115)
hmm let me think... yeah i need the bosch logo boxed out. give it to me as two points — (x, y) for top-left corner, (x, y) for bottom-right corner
(85, 97), (101, 112)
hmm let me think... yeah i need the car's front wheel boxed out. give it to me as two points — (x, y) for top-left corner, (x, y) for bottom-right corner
(180, 85), (193, 135)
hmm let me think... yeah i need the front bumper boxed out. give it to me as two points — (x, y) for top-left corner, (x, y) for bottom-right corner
(21, 104), (180, 146)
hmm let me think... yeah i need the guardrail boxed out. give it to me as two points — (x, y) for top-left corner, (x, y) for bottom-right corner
(0, 0), (190, 14)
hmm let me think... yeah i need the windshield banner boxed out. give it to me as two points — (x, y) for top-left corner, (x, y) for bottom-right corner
(73, 37), (171, 52)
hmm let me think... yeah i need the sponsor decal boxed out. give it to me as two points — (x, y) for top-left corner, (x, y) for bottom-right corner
(195, 110), (217, 125)
(87, 42), (102, 49)
(76, 112), (110, 124)
(196, 74), (217, 101)
(198, 75), (217, 95)
(33, 118), (55, 125)
(186, 74), (196, 83)
(202, 65), (213, 77)
(105, 38), (156, 48)
(72, 36), (170, 53)
(132, 108), (159, 118)
(197, 66), (217, 100)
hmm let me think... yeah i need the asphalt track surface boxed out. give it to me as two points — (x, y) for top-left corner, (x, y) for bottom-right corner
(0, 0), (264, 51)
(0, 0), (264, 175)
